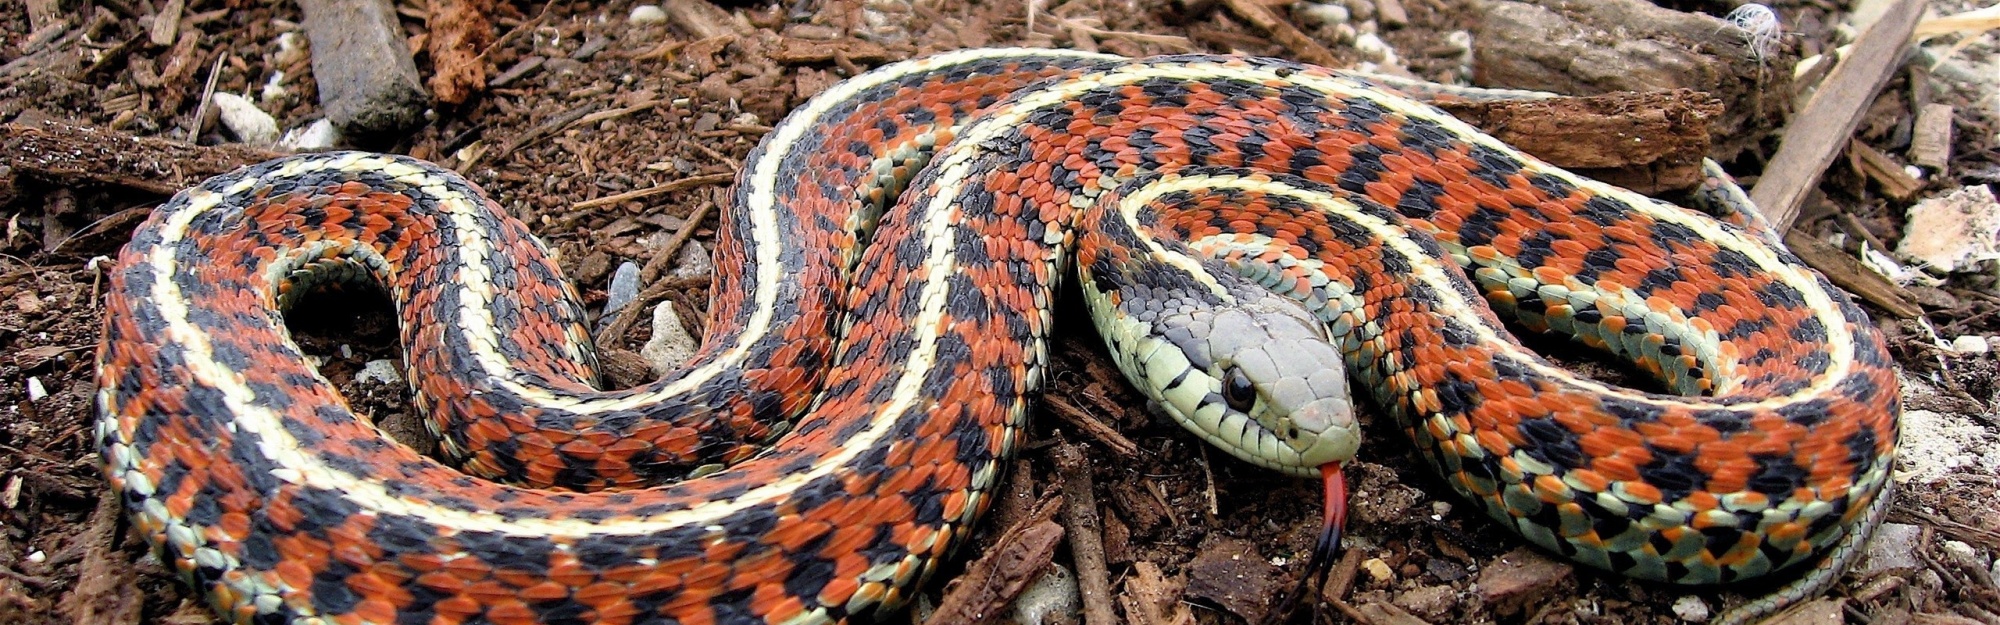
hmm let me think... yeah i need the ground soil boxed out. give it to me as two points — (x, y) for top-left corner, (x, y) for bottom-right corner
(2, 1), (1998, 624)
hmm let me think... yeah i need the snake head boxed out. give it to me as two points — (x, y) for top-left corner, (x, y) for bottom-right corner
(1192, 301), (1360, 472)
(1089, 276), (1361, 477)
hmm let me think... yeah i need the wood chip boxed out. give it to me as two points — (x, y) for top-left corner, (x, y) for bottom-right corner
(1909, 102), (1955, 172)
(1434, 90), (1720, 194)
(1847, 139), (1924, 202)
(771, 38), (895, 65)
(1120, 562), (1194, 625)
(570, 172), (734, 211)
(149, 0), (185, 47)
(1747, 0), (1926, 230)
(922, 497), (1065, 625)
(60, 489), (142, 625)
(2, 120), (281, 196)
(663, 0), (747, 39)
(1782, 230), (1923, 318)
(24, 0), (64, 32)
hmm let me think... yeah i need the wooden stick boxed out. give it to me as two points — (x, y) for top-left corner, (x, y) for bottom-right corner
(570, 172), (734, 211)
(1043, 394), (1141, 459)
(1220, 0), (1340, 68)
(1748, 0), (1926, 230)
(1055, 442), (1119, 625)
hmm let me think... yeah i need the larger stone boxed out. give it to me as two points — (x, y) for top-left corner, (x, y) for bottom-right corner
(298, 0), (429, 141)
(1477, 547), (1574, 617)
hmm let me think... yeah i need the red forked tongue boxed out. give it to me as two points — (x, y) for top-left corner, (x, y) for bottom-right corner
(1269, 463), (1348, 624)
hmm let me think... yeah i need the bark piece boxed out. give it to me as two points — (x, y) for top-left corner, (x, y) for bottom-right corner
(61, 489), (142, 625)
(1054, 442), (1117, 625)
(923, 497), (1065, 625)
(1184, 537), (1284, 622)
(298, 0), (430, 142)
(426, 0), (495, 106)
(1848, 139), (1924, 202)
(1471, 0), (1796, 161)
(1435, 90), (1720, 194)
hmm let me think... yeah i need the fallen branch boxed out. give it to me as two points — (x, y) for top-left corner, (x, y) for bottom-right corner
(1748, 0), (1927, 230)
(1, 120), (281, 197)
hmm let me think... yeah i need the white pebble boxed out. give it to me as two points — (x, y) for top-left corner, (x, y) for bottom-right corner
(272, 31), (307, 68)
(1296, 2), (1351, 26)
(1672, 595), (1710, 622)
(25, 377), (46, 402)
(641, 303), (700, 375)
(211, 92), (280, 146)
(280, 119), (341, 150)
(1431, 501), (1453, 517)
(1942, 540), (1980, 568)
(1012, 563), (1079, 625)
(1354, 33), (1400, 65)
(628, 5), (667, 24)
(26, 550), (45, 564)
(355, 360), (403, 386)
(1951, 335), (1990, 354)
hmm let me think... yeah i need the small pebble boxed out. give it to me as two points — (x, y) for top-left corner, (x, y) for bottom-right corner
(261, 72), (289, 105)
(641, 303), (700, 375)
(1296, 2), (1351, 26)
(1951, 335), (1989, 354)
(281, 119), (341, 150)
(629, 5), (667, 24)
(1354, 33), (1400, 65)
(670, 242), (715, 280)
(213, 92), (280, 146)
(1012, 563), (1079, 625)
(1430, 501), (1452, 518)
(1857, 522), (1925, 576)
(1362, 557), (1395, 582)
(1425, 557), (1467, 582)
(355, 360), (403, 386)
(1672, 595), (1710, 622)
(603, 261), (643, 317)
(26, 550), (45, 564)
(25, 377), (47, 402)
(272, 31), (308, 68)
(1941, 540), (1980, 569)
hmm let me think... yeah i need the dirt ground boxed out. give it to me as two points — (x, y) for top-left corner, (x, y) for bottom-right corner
(3, 0), (1999, 624)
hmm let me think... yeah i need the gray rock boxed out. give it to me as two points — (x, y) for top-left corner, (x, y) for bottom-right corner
(298, 0), (428, 141)
(1855, 522), (1924, 577)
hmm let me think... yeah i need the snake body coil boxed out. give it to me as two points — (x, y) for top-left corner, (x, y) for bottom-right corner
(97, 49), (1899, 625)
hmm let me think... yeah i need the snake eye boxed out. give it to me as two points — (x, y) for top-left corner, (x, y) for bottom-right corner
(1223, 368), (1257, 412)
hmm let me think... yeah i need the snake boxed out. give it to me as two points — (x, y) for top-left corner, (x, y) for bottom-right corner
(96, 48), (1901, 625)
